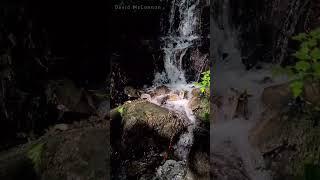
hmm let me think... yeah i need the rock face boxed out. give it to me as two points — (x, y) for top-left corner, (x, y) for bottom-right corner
(111, 100), (188, 179)
(251, 82), (320, 179)
(155, 160), (187, 180)
(262, 82), (320, 108)
(211, 141), (250, 180)
(41, 127), (109, 180)
(152, 85), (171, 97)
(188, 96), (210, 122)
(188, 127), (210, 180)
(303, 81), (320, 105)
(122, 100), (187, 139)
(261, 82), (292, 110)
(0, 124), (110, 180)
(212, 0), (316, 68)
(46, 79), (96, 115)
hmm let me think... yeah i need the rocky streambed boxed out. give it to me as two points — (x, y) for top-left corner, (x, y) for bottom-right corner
(111, 84), (210, 180)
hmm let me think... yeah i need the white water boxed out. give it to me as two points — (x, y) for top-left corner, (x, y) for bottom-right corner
(153, 0), (200, 86)
(146, 1), (205, 175)
(146, 84), (197, 160)
(211, 0), (288, 179)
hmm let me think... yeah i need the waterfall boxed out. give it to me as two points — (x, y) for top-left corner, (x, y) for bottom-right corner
(153, 0), (200, 85)
(212, 1), (273, 179)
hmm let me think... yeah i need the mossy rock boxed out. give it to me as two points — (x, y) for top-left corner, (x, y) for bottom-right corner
(0, 126), (110, 180)
(121, 100), (188, 139)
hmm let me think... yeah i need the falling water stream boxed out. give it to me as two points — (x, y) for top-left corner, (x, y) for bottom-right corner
(145, 0), (204, 178)
(211, 0), (288, 179)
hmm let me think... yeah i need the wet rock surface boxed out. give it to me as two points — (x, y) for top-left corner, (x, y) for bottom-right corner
(121, 100), (188, 139)
(188, 126), (210, 179)
(0, 120), (109, 180)
(111, 99), (189, 179)
(251, 82), (320, 179)
(155, 160), (187, 180)
(41, 126), (109, 180)
(212, 141), (250, 180)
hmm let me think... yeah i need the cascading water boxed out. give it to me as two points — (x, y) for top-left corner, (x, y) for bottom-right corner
(211, 0), (287, 179)
(144, 0), (206, 178)
(153, 0), (200, 86)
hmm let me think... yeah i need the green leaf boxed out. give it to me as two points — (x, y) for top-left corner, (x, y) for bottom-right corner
(313, 62), (320, 78)
(290, 81), (304, 98)
(27, 143), (44, 172)
(200, 87), (205, 93)
(310, 48), (320, 61)
(295, 61), (310, 72)
(117, 106), (124, 116)
(302, 39), (317, 48)
(310, 28), (320, 39)
(292, 33), (308, 41)
(293, 47), (310, 60)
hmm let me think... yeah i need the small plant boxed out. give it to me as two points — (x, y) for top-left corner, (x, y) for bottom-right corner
(195, 70), (210, 94)
(273, 28), (320, 98)
(117, 106), (124, 116)
(27, 142), (44, 172)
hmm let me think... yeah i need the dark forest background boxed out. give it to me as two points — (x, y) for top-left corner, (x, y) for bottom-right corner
(0, 1), (110, 150)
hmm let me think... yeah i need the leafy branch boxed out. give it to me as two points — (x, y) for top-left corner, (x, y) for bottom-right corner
(274, 28), (320, 98)
(195, 70), (210, 95)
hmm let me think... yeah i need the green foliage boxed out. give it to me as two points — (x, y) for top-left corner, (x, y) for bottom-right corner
(275, 28), (320, 98)
(201, 98), (210, 123)
(195, 70), (210, 94)
(117, 106), (124, 116)
(27, 143), (44, 172)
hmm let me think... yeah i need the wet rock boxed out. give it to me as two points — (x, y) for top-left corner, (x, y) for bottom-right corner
(188, 126), (210, 179)
(262, 83), (292, 110)
(41, 127), (109, 180)
(124, 86), (141, 99)
(152, 85), (170, 97)
(188, 97), (200, 111)
(111, 100), (188, 179)
(122, 100), (187, 139)
(191, 88), (201, 97)
(167, 94), (181, 101)
(188, 97), (209, 122)
(52, 123), (68, 131)
(303, 81), (320, 105)
(211, 141), (250, 180)
(0, 125), (110, 180)
(252, 82), (320, 178)
(45, 79), (95, 115)
(155, 160), (187, 180)
(140, 93), (152, 101)
(262, 82), (320, 108)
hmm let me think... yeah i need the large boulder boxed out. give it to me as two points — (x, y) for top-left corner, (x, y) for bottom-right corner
(262, 82), (292, 110)
(111, 100), (188, 179)
(0, 124), (109, 180)
(252, 82), (320, 178)
(262, 81), (320, 108)
(121, 100), (188, 140)
(41, 127), (109, 180)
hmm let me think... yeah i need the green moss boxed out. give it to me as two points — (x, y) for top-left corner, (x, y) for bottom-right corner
(283, 110), (320, 177)
(195, 97), (210, 123)
(117, 106), (124, 116)
(27, 142), (45, 172)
